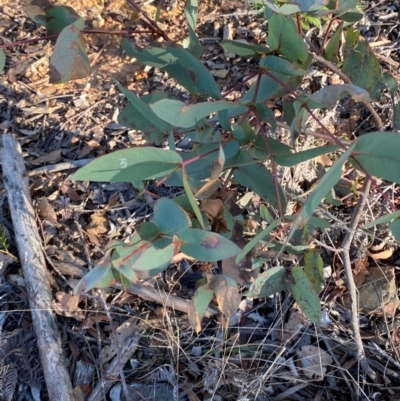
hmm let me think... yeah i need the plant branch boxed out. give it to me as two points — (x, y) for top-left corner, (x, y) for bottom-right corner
(339, 178), (372, 379)
(0, 29), (156, 49)
(125, 0), (170, 41)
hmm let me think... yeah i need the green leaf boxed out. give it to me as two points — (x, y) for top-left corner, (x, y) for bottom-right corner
(182, 167), (205, 229)
(351, 132), (400, 184)
(274, 145), (340, 167)
(325, 23), (343, 63)
(117, 87), (172, 134)
(244, 266), (287, 298)
(188, 281), (214, 332)
(74, 260), (112, 295)
(266, 14), (309, 65)
(255, 103), (277, 132)
(235, 219), (281, 264)
(219, 40), (270, 57)
(153, 198), (190, 235)
(233, 151), (286, 210)
(179, 228), (241, 261)
(260, 55), (306, 76)
(394, 102), (400, 130)
(49, 18), (91, 83)
(138, 222), (159, 241)
(364, 210), (400, 229)
(150, 99), (245, 128)
(342, 29), (384, 100)
(383, 73), (398, 92)
(339, 10), (363, 22)
(131, 242), (175, 272)
(183, 0), (201, 58)
(0, 50), (5, 73)
(303, 249), (325, 293)
(72, 147), (182, 182)
(389, 219), (400, 241)
(288, 143), (356, 239)
(284, 266), (321, 325)
(46, 6), (81, 35)
(122, 40), (221, 99)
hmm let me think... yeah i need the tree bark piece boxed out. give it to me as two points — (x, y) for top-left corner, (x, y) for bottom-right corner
(0, 134), (75, 401)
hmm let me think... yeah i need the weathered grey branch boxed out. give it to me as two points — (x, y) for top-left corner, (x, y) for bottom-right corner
(0, 134), (75, 401)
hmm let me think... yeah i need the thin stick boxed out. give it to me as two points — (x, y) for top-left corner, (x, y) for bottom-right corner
(339, 178), (372, 378)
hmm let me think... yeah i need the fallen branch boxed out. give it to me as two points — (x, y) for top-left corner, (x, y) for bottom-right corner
(0, 134), (75, 401)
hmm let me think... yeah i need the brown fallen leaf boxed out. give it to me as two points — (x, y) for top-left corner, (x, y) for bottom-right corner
(86, 213), (109, 236)
(37, 197), (58, 225)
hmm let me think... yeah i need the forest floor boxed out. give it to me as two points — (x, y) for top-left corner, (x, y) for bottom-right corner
(1, 0), (400, 400)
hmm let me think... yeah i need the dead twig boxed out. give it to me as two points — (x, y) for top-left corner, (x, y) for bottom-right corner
(0, 134), (75, 401)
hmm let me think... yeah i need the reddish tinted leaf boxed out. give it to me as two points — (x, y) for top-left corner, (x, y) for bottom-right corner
(49, 18), (91, 83)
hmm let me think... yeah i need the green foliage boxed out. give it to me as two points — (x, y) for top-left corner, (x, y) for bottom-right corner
(3, 0), (398, 331)
(0, 50), (5, 74)
(0, 225), (9, 252)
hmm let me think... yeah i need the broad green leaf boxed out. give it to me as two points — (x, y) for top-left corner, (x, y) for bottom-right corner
(288, 143), (356, 241)
(183, 0), (201, 58)
(0, 50), (5, 73)
(122, 40), (221, 99)
(244, 266), (287, 298)
(274, 145), (340, 167)
(150, 99), (245, 128)
(264, 0), (327, 14)
(247, 134), (292, 161)
(266, 14), (309, 65)
(72, 147), (181, 182)
(304, 249), (325, 293)
(284, 266), (321, 324)
(49, 18), (91, 83)
(235, 219), (281, 264)
(364, 210), (400, 229)
(153, 198), (190, 235)
(131, 242), (175, 272)
(325, 23), (343, 63)
(243, 57), (310, 103)
(339, 10), (363, 22)
(46, 6), (81, 35)
(208, 274), (241, 318)
(219, 40), (270, 57)
(74, 260), (112, 295)
(179, 228), (241, 261)
(351, 132), (400, 184)
(342, 29), (384, 100)
(284, 215), (331, 229)
(255, 103), (277, 132)
(182, 167), (205, 229)
(138, 222), (159, 241)
(233, 151), (286, 210)
(389, 219), (400, 241)
(260, 55), (306, 76)
(117, 88), (172, 134)
(188, 281), (214, 332)
(383, 73), (398, 92)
